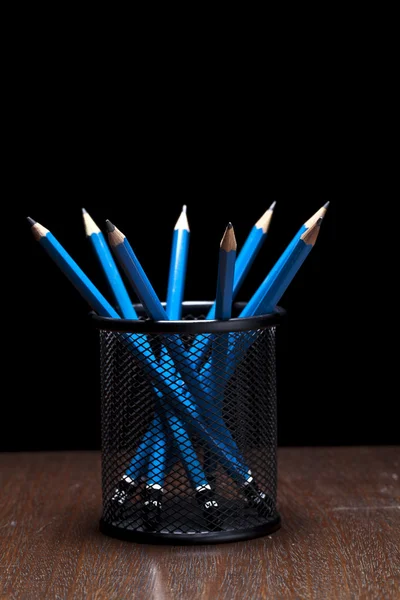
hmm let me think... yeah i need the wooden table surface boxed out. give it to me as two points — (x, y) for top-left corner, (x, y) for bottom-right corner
(0, 447), (399, 600)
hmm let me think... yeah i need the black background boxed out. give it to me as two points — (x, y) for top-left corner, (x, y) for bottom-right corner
(4, 193), (394, 450)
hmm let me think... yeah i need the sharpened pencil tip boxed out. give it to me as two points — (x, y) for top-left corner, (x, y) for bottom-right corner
(27, 217), (36, 226)
(220, 223), (237, 251)
(304, 202), (330, 229)
(82, 208), (87, 214)
(174, 207), (190, 231)
(105, 220), (116, 233)
(255, 204), (275, 233)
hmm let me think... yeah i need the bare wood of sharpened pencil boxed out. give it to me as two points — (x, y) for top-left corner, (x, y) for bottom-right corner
(255, 201), (277, 234)
(220, 223), (237, 252)
(174, 206), (190, 231)
(301, 217), (323, 246)
(31, 223), (50, 242)
(82, 210), (101, 237)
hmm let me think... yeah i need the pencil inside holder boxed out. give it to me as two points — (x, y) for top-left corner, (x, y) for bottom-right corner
(93, 302), (284, 545)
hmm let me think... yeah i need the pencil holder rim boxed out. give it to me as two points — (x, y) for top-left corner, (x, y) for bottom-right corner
(90, 301), (285, 333)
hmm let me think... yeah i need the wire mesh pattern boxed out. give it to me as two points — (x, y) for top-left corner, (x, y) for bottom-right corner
(99, 315), (279, 542)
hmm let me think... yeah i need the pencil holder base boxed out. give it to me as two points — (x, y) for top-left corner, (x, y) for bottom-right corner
(99, 514), (281, 545)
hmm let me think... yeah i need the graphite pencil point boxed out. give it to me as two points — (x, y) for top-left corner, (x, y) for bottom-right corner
(105, 220), (116, 233)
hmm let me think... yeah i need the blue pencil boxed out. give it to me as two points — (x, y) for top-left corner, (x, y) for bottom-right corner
(105, 220), (168, 321)
(159, 205), (190, 481)
(211, 222), (237, 390)
(189, 202), (277, 370)
(205, 223), (237, 485)
(215, 223), (237, 321)
(82, 209), (136, 319)
(295, 201), (329, 241)
(212, 222), (237, 387)
(240, 218), (323, 317)
(276, 201), (329, 264)
(166, 205), (190, 320)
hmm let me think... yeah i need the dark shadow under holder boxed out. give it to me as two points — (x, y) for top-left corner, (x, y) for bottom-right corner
(92, 302), (285, 545)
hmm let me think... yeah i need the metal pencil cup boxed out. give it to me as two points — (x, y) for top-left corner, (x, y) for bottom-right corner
(92, 302), (284, 545)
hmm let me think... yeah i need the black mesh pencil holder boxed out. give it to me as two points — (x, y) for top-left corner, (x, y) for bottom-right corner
(92, 302), (285, 545)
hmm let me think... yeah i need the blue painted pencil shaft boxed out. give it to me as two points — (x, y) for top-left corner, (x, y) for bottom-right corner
(203, 224), (239, 484)
(240, 239), (313, 318)
(125, 428), (153, 482)
(215, 251), (236, 320)
(157, 394), (209, 489)
(258, 202), (328, 297)
(109, 234), (167, 321)
(146, 384), (209, 490)
(212, 225), (237, 398)
(38, 231), (121, 318)
(166, 209), (190, 320)
(166, 229), (189, 319)
(229, 226), (264, 298)
(161, 209), (190, 475)
(206, 227), (264, 322)
(87, 229), (137, 319)
(145, 407), (168, 488)
(240, 226), (307, 317)
(166, 411), (209, 489)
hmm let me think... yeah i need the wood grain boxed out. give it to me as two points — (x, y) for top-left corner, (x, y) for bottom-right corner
(0, 448), (399, 599)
